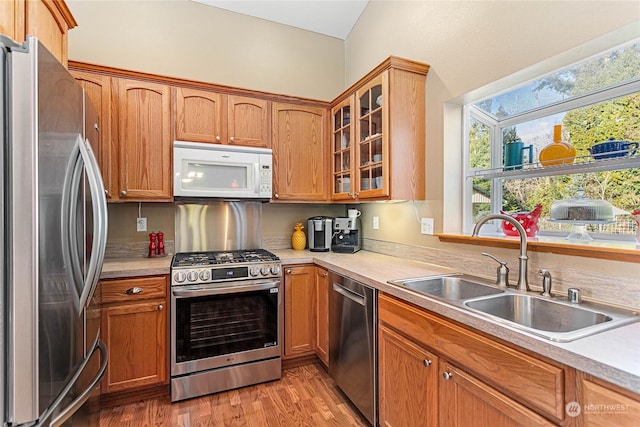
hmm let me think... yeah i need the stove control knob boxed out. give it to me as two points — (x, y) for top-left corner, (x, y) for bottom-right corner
(249, 266), (260, 277)
(270, 265), (281, 276)
(199, 270), (211, 281)
(174, 271), (186, 283)
(187, 271), (199, 282)
(260, 266), (270, 276)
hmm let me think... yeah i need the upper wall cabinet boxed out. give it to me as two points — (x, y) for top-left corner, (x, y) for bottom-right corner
(1, 0), (77, 66)
(331, 56), (429, 201)
(272, 103), (329, 202)
(114, 78), (172, 201)
(71, 70), (116, 200)
(174, 87), (271, 148)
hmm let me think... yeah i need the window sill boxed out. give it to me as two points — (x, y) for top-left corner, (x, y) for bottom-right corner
(436, 234), (640, 263)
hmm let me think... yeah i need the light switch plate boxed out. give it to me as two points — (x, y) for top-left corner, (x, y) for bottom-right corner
(373, 216), (379, 230)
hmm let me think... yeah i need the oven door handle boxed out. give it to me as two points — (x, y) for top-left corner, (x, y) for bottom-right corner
(172, 281), (280, 297)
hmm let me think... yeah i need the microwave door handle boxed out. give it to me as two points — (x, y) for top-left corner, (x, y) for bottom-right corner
(77, 136), (108, 310)
(254, 163), (260, 193)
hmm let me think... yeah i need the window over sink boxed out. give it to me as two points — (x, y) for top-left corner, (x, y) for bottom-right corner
(462, 37), (640, 249)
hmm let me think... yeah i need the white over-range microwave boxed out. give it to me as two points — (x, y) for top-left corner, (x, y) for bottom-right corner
(173, 141), (273, 199)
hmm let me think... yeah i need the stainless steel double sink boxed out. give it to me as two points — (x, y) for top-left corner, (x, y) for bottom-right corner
(388, 274), (638, 342)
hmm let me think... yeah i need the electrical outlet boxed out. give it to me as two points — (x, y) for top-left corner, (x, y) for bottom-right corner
(137, 217), (147, 232)
(373, 216), (379, 230)
(420, 218), (434, 235)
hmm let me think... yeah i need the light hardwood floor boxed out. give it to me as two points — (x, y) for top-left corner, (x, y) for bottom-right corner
(99, 364), (370, 426)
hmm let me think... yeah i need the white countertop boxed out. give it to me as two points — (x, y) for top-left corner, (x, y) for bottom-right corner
(100, 249), (640, 394)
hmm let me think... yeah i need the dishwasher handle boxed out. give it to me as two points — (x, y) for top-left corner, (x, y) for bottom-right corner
(333, 283), (365, 306)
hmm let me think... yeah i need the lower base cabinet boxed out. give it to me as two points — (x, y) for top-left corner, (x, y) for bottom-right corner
(378, 292), (568, 426)
(379, 324), (438, 427)
(283, 265), (317, 357)
(315, 267), (329, 366)
(438, 361), (552, 427)
(578, 373), (640, 427)
(100, 275), (169, 394)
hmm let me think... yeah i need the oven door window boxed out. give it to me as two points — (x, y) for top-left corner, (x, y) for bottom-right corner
(175, 289), (278, 363)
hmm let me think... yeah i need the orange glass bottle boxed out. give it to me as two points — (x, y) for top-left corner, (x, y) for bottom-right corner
(539, 125), (576, 166)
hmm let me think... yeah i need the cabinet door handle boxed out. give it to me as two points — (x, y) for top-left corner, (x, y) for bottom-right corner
(230, 136), (235, 143)
(442, 371), (453, 380)
(215, 136), (221, 142)
(423, 359), (432, 367)
(120, 190), (127, 196)
(286, 269), (292, 274)
(322, 272), (328, 277)
(274, 193), (279, 199)
(158, 304), (164, 311)
(125, 287), (143, 295)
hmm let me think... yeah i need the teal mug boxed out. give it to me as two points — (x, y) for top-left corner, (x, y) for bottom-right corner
(504, 140), (533, 171)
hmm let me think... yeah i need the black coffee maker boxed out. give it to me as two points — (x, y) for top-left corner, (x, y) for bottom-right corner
(331, 217), (361, 253)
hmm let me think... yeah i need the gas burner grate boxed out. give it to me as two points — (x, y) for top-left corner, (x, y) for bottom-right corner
(173, 249), (279, 267)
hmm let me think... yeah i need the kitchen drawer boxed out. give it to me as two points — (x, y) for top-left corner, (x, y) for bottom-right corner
(379, 293), (567, 422)
(101, 275), (168, 304)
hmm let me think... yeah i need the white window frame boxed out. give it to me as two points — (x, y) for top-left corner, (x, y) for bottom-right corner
(462, 40), (640, 238)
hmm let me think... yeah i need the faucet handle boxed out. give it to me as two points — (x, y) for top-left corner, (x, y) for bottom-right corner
(481, 252), (509, 287)
(538, 269), (552, 297)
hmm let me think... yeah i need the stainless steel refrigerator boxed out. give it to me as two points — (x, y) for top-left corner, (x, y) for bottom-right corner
(1, 35), (109, 426)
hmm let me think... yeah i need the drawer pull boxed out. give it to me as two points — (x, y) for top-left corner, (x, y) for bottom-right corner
(442, 371), (453, 380)
(158, 304), (164, 311)
(423, 359), (432, 367)
(125, 287), (143, 295)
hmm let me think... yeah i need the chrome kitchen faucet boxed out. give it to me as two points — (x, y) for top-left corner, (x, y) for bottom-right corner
(472, 214), (530, 292)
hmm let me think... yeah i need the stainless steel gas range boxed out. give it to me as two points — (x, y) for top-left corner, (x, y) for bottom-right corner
(170, 249), (283, 402)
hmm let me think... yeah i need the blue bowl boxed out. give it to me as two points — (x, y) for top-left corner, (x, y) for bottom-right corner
(588, 138), (639, 160)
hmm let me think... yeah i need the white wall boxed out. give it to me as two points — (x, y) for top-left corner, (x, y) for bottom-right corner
(66, 0), (345, 100)
(345, 2), (640, 283)
(346, 1), (640, 235)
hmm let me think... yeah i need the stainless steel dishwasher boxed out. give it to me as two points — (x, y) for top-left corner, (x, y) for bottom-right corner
(329, 272), (377, 426)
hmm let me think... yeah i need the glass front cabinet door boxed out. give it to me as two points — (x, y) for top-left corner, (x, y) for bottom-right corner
(331, 97), (354, 200)
(331, 72), (389, 200)
(355, 72), (389, 199)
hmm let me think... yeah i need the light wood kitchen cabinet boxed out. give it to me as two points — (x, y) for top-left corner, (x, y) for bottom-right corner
(439, 361), (553, 426)
(1, 0), (76, 66)
(578, 372), (640, 426)
(100, 275), (169, 394)
(378, 293), (570, 426)
(331, 57), (429, 201)
(272, 102), (329, 201)
(113, 77), (172, 201)
(315, 267), (329, 366)
(283, 265), (317, 358)
(174, 87), (271, 148)
(71, 70), (116, 200)
(378, 324), (438, 427)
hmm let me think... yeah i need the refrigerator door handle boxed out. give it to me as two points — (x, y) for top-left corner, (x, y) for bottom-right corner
(77, 136), (108, 310)
(60, 139), (85, 310)
(49, 339), (108, 427)
(36, 335), (108, 427)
